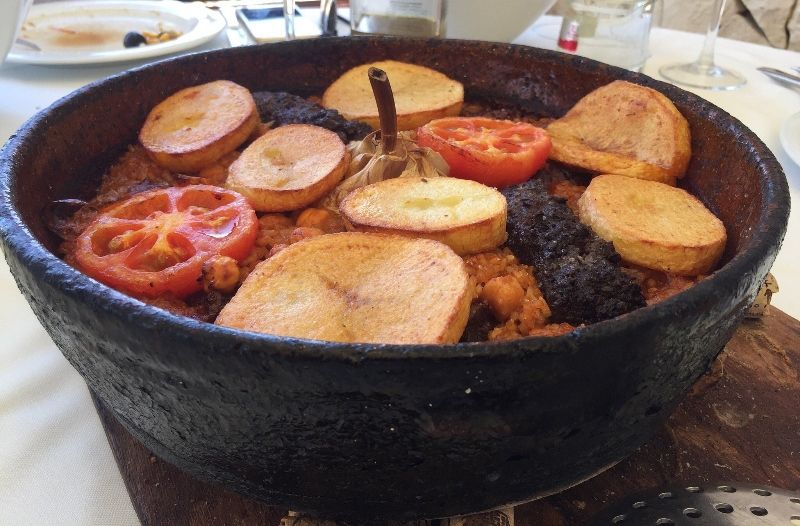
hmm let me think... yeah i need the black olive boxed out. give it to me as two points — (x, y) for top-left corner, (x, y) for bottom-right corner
(123, 32), (147, 48)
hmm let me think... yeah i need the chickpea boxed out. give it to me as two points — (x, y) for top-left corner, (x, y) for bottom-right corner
(480, 275), (525, 322)
(259, 214), (294, 230)
(201, 255), (240, 293)
(197, 163), (227, 184)
(297, 208), (329, 228)
(289, 226), (324, 244)
(295, 208), (345, 233)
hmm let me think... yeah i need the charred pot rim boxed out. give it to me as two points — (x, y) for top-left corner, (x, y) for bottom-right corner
(0, 37), (790, 364)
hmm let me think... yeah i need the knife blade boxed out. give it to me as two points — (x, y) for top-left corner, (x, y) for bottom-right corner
(215, 4), (252, 48)
(758, 67), (800, 88)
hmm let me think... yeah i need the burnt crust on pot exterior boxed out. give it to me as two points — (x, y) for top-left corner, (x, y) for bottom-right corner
(0, 38), (790, 522)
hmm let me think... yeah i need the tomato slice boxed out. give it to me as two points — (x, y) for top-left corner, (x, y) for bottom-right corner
(417, 117), (552, 188)
(75, 185), (258, 299)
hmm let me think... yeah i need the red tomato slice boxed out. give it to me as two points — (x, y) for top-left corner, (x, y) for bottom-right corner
(75, 185), (258, 299)
(417, 117), (552, 188)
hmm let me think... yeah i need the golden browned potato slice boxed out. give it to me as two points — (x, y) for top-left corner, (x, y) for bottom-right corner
(340, 177), (507, 255)
(139, 80), (258, 172)
(215, 232), (472, 344)
(225, 124), (348, 212)
(577, 174), (726, 276)
(548, 80), (691, 184)
(549, 139), (677, 186)
(321, 60), (464, 131)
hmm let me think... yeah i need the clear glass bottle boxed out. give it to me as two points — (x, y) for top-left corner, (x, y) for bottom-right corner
(350, 0), (445, 38)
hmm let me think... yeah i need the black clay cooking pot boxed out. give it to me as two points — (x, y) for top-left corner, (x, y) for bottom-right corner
(0, 38), (790, 522)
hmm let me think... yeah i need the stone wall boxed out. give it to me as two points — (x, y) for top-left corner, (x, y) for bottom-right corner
(551, 0), (800, 51)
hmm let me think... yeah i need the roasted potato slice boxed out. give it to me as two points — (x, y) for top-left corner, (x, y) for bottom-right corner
(549, 138), (677, 186)
(215, 232), (472, 344)
(577, 174), (726, 276)
(225, 124), (348, 212)
(322, 60), (464, 131)
(548, 80), (691, 183)
(340, 177), (507, 255)
(139, 80), (258, 172)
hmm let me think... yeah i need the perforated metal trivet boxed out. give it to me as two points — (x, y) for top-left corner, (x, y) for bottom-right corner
(588, 482), (800, 525)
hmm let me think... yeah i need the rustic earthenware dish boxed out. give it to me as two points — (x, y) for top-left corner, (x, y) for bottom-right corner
(0, 37), (790, 523)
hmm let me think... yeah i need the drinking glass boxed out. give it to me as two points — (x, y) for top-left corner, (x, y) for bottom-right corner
(561, 0), (656, 72)
(659, 0), (746, 90)
(350, 0), (444, 37)
(0, 0), (33, 63)
(283, 0), (295, 40)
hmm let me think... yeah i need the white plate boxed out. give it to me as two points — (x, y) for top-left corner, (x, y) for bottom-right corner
(780, 111), (800, 168)
(6, 0), (225, 65)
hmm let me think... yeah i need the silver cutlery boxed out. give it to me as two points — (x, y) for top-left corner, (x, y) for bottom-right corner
(201, 2), (252, 47)
(758, 67), (800, 88)
(320, 0), (337, 36)
(221, 5), (252, 47)
(14, 38), (40, 51)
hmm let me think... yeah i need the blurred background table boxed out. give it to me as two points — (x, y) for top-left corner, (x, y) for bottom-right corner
(1, 13), (799, 526)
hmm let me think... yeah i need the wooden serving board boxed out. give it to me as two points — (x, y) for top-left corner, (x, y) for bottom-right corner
(93, 308), (800, 526)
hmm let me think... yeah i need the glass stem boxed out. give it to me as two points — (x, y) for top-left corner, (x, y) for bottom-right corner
(696, 0), (726, 68)
(283, 0), (296, 40)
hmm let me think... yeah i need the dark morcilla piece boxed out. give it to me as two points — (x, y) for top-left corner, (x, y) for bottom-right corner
(252, 91), (373, 143)
(502, 171), (645, 325)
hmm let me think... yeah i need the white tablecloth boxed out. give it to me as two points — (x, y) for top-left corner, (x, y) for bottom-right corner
(1, 17), (798, 526)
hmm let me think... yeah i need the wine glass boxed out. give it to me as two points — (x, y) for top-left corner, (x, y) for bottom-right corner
(659, 0), (746, 90)
(283, 0), (295, 40)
